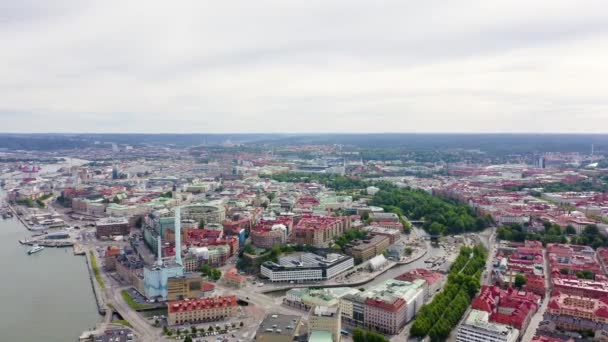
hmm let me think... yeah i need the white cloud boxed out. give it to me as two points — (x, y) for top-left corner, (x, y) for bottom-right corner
(0, 0), (607, 133)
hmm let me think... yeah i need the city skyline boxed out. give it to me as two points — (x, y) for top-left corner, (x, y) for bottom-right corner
(2, 0), (608, 133)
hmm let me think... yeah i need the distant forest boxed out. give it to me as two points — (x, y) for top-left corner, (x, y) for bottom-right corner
(1, 133), (607, 153)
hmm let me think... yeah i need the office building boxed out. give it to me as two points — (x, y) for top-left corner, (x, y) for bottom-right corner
(345, 235), (390, 262)
(95, 217), (129, 238)
(261, 252), (353, 283)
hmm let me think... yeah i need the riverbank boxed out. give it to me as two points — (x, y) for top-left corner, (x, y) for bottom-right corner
(85, 248), (109, 315)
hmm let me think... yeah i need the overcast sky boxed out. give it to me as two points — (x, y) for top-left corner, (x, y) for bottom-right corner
(1, 0), (607, 133)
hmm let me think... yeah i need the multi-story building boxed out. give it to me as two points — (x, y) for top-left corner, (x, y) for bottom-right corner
(167, 295), (238, 325)
(180, 203), (226, 225)
(251, 224), (288, 249)
(369, 221), (404, 230)
(369, 212), (399, 222)
(545, 293), (608, 332)
(457, 309), (519, 342)
(115, 254), (145, 293)
(261, 252), (354, 283)
(345, 235), (390, 262)
(364, 297), (407, 335)
(340, 279), (425, 334)
(293, 215), (351, 247)
(223, 268), (247, 288)
(166, 274), (215, 301)
(362, 226), (401, 244)
(552, 278), (608, 299)
(286, 287), (359, 312)
(309, 306), (341, 342)
(104, 246), (122, 271)
(471, 286), (539, 331)
(394, 269), (444, 300)
(261, 252), (353, 283)
(255, 313), (304, 342)
(547, 243), (601, 275)
(95, 217), (129, 238)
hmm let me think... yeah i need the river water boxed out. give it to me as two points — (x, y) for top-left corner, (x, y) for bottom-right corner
(0, 208), (100, 341)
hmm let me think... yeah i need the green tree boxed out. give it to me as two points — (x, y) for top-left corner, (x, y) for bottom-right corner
(239, 321), (244, 327)
(514, 274), (527, 289)
(183, 336), (193, 342)
(208, 326), (214, 333)
(198, 218), (205, 229)
(352, 328), (365, 342)
(191, 326), (197, 334)
(565, 225), (577, 235)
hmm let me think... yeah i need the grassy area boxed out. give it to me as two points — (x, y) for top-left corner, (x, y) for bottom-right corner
(121, 290), (153, 310)
(89, 251), (105, 289)
(111, 319), (133, 328)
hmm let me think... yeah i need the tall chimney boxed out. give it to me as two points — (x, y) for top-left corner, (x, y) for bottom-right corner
(175, 206), (183, 266)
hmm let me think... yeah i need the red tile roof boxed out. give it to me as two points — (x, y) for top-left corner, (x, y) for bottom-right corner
(168, 295), (237, 314)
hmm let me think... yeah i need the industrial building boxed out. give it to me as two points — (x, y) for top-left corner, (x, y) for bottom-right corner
(143, 207), (185, 300)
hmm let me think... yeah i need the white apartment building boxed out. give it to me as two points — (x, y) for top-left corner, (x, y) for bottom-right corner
(457, 310), (519, 342)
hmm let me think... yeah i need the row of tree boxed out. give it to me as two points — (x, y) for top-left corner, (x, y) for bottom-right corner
(410, 245), (487, 341)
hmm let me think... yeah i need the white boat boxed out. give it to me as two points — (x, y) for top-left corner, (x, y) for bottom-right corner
(27, 244), (45, 255)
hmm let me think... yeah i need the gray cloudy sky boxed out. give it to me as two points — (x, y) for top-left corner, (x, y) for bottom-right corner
(1, 0), (607, 133)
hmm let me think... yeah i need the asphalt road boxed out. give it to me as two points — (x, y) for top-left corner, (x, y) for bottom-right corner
(520, 247), (550, 342)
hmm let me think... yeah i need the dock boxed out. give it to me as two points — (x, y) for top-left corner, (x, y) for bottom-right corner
(19, 239), (74, 247)
(84, 248), (109, 315)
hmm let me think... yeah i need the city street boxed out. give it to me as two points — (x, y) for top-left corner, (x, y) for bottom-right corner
(520, 247), (551, 342)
